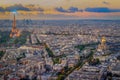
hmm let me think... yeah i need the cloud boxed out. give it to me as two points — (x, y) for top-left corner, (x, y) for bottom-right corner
(85, 7), (120, 13)
(55, 7), (83, 13)
(55, 7), (68, 12)
(69, 7), (83, 12)
(56, 7), (120, 13)
(103, 1), (109, 5)
(0, 4), (44, 13)
(6, 4), (30, 12)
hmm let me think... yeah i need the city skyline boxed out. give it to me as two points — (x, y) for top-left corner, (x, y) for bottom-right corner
(0, 1), (120, 79)
(0, 0), (120, 20)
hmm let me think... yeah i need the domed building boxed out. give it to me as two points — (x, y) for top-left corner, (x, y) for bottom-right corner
(97, 36), (107, 52)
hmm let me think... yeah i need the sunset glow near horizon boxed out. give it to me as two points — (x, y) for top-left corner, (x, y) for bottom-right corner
(0, 0), (120, 20)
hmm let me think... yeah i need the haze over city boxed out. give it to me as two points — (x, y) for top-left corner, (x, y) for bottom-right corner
(0, 0), (120, 20)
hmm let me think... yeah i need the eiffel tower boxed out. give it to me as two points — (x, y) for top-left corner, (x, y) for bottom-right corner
(10, 13), (20, 38)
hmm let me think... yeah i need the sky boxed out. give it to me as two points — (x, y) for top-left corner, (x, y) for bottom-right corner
(0, 0), (120, 20)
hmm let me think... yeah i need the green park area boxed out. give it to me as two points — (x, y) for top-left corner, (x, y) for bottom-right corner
(0, 51), (5, 59)
(75, 42), (99, 51)
(57, 42), (99, 80)
(44, 43), (66, 64)
(13, 31), (31, 45)
(0, 30), (31, 46)
(0, 31), (10, 44)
